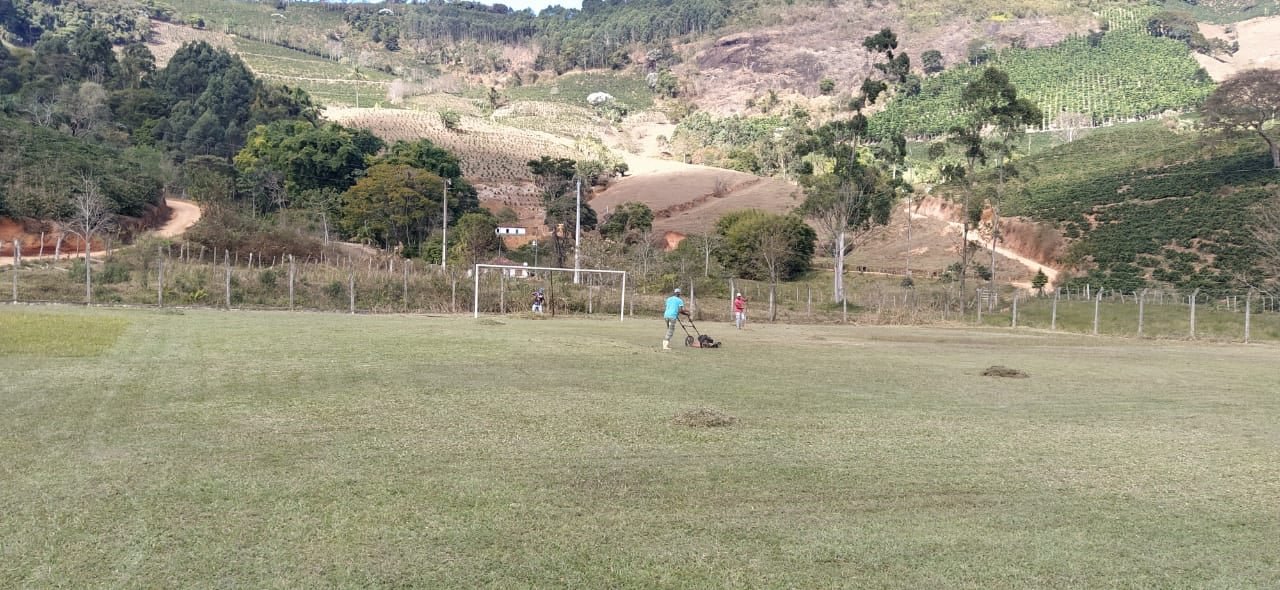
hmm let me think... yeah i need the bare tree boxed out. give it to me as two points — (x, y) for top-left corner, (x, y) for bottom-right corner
(801, 164), (894, 302)
(66, 176), (116, 304)
(60, 82), (110, 138)
(1054, 111), (1091, 143)
(755, 230), (791, 322)
(24, 95), (58, 128)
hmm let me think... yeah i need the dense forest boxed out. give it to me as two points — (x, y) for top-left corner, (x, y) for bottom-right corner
(0, 5), (485, 258)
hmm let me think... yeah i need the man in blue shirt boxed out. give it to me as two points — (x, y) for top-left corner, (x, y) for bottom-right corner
(663, 287), (690, 350)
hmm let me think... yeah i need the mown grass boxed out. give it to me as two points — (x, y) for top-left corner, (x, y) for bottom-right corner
(1, 305), (1278, 587)
(0, 309), (128, 356)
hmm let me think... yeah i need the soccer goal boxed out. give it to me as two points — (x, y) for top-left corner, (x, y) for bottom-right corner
(472, 263), (628, 321)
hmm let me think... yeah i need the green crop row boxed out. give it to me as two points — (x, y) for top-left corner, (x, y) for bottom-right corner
(869, 30), (1213, 139)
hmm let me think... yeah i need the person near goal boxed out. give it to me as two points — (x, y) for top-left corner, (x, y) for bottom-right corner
(662, 288), (690, 350)
(733, 292), (747, 329)
(531, 289), (545, 313)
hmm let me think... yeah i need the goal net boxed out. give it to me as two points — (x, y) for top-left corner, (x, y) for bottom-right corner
(472, 263), (628, 321)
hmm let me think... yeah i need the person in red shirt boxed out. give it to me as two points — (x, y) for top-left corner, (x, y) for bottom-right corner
(733, 292), (747, 330)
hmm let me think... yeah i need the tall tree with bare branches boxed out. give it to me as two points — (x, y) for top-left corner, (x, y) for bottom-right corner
(66, 176), (116, 304)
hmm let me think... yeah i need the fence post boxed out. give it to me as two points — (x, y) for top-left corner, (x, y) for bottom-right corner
(728, 278), (735, 319)
(1051, 289), (1058, 331)
(976, 289), (983, 325)
(1244, 290), (1252, 344)
(349, 269), (356, 314)
(224, 250), (231, 309)
(1138, 289), (1147, 338)
(1093, 290), (1102, 335)
(157, 251), (164, 308)
(690, 281), (697, 320)
(289, 255), (296, 310)
(1189, 288), (1200, 339)
(1011, 294), (1018, 328)
(11, 240), (18, 303)
(403, 263), (409, 312)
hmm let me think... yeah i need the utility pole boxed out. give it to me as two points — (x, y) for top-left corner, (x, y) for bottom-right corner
(441, 178), (450, 270)
(573, 178), (582, 284)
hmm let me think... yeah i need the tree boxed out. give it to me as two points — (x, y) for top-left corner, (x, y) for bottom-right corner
(117, 43), (156, 89)
(800, 148), (897, 302)
(450, 211), (500, 268)
(440, 109), (461, 131)
(942, 67), (1040, 307)
(527, 156), (577, 266)
(1147, 11), (1209, 53)
(921, 49), (944, 75)
(1031, 268), (1049, 296)
(59, 81), (109, 137)
(66, 176), (115, 304)
(235, 120), (385, 194)
(599, 201), (652, 243)
(341, 163), (445, 250)
(714, 210), (816, 283)
(966, 38), (993, 65)
(1202, 68), (1280, 169)
(376, 138), (479, 217)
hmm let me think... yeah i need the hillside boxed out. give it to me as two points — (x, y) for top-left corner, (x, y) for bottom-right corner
(950, 121), (1280, 295)
(5, 0), (1280, 296)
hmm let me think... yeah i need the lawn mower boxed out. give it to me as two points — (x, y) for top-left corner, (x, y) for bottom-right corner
(679, 317), (721, 348)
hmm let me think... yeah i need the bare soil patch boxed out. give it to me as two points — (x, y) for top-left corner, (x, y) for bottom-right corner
(1195, 16), (1280, 81)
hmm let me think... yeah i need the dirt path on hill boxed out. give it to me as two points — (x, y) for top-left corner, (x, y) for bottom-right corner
(912, 210), (1061, 291)
(0, 198), (201, 265)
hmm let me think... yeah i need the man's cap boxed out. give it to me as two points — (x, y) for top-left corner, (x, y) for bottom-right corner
(673, 288), (682, 294)
(736, 292), (742, 297)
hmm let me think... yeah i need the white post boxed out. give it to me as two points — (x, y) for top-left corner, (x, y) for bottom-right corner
(573, 178), (582, 284)
(1138, 288), (1146, 338)
(619, 273), (626, 322)
(1244, 290), (1252, 344)
(473, 264), (480, 318)
(441, 179), (450, 271)
(224, 250), (231, 309)
(1190, 288), (1200, 339)
(11, 240), (18, 303)
(157, 253), (164, 307)
(1051, 289), (1058, 331)
(1011, 294), (1018, 328)
(1093, 290), (1102, 335)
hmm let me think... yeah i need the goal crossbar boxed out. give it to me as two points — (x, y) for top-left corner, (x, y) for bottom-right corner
(472, 263), (628, 321)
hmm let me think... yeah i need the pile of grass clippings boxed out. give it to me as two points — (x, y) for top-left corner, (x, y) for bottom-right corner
(673, 407), (737, 428)
(982, 365), (1029, 378)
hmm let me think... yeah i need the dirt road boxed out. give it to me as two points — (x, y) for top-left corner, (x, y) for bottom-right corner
(0, 198), (201, 265)
(912, 210), (1060, 290)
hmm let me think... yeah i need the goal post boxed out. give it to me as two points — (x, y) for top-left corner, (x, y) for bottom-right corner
(473, 263), (628, 321)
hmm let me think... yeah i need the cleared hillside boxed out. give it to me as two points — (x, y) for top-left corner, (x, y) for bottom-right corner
(591, 168), (799, 239)
(956, 121), (1280, 294)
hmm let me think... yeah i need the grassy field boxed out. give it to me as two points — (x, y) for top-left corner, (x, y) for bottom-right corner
(2, 305), (1278, 587)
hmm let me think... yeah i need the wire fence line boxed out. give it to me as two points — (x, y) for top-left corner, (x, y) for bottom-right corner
(4, 246), (1278, 342)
